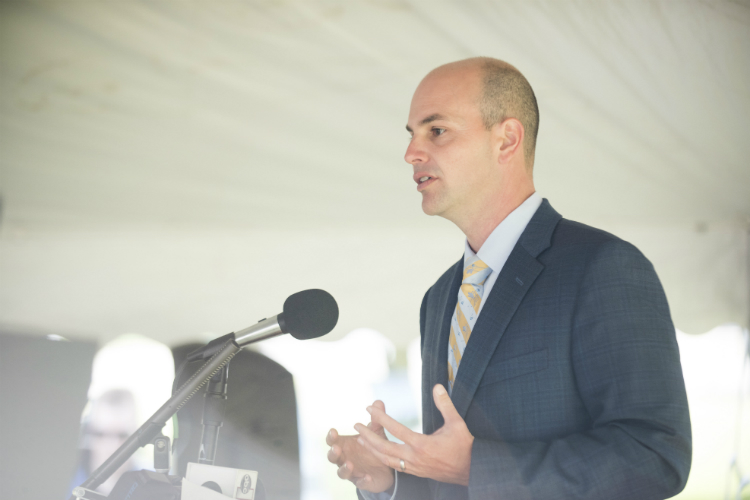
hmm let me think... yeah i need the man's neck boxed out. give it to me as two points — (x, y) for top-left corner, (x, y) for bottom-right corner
(460, 184), (536, 253)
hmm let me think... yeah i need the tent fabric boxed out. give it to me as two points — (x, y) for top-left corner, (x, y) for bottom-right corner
(1, 0), (748, 344)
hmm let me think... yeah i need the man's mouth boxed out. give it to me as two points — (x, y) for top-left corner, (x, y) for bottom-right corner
(415, 175), (437, 191)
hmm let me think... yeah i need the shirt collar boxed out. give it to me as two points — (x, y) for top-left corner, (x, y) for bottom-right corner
(464, 192), (543, 272)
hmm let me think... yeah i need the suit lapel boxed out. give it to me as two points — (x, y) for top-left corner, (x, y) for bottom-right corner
(449, 199), (562, 419)
(425, 259), (462, 433)
(450, 247), (543, 418)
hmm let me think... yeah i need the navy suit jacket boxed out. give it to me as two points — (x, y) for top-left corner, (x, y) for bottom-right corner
(393, 200), (691, 500)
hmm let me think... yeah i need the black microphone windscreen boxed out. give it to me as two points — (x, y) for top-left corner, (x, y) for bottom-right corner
(281, 289), (339, 340)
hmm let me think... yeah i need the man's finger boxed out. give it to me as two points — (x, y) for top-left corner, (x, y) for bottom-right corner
(357, 445), (405, 475)
(367, 404), (417, 444)
(337, 462), (352, 480)
(354, 474), (374, 491)
(432, 384), (460, 424)
(354, 431), (396, 469)
(327, 444), (343, 466)
(337, 461), (366, 482)
(326, 428), (339, 447)
(368, 400), (387, 433)
(355, 423), (409, 461)
(379, 454), (405, 473)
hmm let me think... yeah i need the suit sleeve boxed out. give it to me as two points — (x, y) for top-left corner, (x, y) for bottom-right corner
(468, 240), (692, 500)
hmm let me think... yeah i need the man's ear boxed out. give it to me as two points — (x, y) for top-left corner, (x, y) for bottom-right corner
(493, 118), (525, 165)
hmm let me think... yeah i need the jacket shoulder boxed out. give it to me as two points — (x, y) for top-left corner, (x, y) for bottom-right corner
(550, 219), (647, 261)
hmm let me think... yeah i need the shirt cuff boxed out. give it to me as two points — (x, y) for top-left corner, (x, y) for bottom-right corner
(358, 471), (398, 500)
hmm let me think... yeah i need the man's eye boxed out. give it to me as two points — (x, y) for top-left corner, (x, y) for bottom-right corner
(432, 127), (446, 136)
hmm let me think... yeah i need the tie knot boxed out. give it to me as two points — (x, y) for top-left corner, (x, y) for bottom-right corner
(463, 258), (492, 285)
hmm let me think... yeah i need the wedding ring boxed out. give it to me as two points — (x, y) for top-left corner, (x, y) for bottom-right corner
(399, 459), (406, 472)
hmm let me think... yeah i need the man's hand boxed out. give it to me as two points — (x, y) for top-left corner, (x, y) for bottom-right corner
(355, 384), (474, 486)
(326, 400), (395, 493)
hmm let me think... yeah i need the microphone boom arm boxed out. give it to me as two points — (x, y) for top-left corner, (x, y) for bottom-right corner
(70, 339), (241, 499)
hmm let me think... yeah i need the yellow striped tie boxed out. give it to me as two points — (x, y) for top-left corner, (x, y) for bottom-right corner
(448, 258), (492, 393)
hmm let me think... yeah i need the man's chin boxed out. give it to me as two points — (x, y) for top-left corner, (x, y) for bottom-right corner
(421, 196), (441, 216)
(421, 199), (446, 217)
(421, 203), (439, 216)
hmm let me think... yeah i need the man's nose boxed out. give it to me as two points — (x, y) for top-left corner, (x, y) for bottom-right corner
(404, 137), (428, 165)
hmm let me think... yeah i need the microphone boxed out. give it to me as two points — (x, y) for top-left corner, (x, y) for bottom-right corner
(187, 289), (338, 362)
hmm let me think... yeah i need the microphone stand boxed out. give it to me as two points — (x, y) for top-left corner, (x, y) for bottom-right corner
(69, 338), (240, 500)
(198, 363), (229, 465)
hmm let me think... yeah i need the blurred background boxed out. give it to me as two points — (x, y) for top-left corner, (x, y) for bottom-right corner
(0, 0), (748, 499)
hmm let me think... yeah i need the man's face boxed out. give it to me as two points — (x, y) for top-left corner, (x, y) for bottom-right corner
(405, 66), (497, 221)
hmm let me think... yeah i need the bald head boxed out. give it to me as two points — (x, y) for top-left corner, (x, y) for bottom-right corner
(425, 57), (539, 169)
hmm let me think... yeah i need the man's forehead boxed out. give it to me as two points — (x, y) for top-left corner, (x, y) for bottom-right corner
(406, 98), (476, 132)
(406, 88), (478, 132)
(406, 68), (482, 128)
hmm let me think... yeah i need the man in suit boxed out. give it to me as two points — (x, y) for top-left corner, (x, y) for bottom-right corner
(326, 57), (691, 499)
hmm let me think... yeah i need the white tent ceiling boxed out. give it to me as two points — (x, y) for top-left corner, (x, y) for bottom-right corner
(1, 0), (748, 347)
